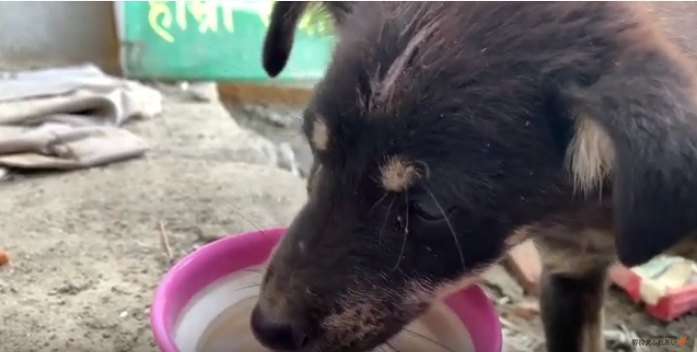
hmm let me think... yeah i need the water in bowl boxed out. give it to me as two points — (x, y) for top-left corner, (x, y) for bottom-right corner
(197, 296), (268, 352)
(174, 266), (475, 352)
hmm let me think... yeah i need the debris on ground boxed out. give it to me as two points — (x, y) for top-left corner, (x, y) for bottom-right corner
(510, 299), (540, 320)
(150, 81), (219, 103)
(610, 255), (697, 321)
(495, 228), (696, 351)
(480, 243), (695, 352)
(633, 256), (697, 303)
(503, 238), (542, 296)
(604, 324), (646, 352)
(241, 103), (297, 128)
(500, 316), (544, 352)
(482, 264), (525, 302)
(158, 221), (174, 263)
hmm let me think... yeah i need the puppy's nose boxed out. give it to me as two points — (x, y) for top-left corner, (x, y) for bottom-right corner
(250, 303), (310, 351)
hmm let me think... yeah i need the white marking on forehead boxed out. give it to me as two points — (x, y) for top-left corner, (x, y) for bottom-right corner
(312, 118), (329, 151)
(566, 114), (615, 195)
(380, 156), (420, 192)
(371, 20), (439, 111)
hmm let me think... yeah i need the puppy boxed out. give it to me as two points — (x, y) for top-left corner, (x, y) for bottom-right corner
(250, 2), (697, 352)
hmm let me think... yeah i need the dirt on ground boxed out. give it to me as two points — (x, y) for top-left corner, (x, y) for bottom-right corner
(0, 85), (307, 352)
(0, 84), (694, 352)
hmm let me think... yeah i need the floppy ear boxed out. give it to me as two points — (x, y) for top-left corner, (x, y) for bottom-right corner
(262, 1), (352, 77)
(570, 42), (697, 267)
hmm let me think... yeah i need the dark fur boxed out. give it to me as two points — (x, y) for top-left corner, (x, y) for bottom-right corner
(540, 266), (608, 352)
(251, 2), (697, 352)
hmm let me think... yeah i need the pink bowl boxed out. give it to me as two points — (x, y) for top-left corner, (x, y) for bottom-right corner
(150, 227), (503, 352)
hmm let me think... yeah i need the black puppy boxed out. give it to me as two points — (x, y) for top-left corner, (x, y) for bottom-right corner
(250, 2), (697, 352)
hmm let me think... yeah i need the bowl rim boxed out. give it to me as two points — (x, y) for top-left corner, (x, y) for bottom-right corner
(150, 227), (502, 352)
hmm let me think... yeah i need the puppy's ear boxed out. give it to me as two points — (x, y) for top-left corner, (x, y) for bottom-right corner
(570, 41), (697, 267)
(262, 1), (351, 77)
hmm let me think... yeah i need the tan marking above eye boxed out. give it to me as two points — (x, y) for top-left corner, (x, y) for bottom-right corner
(312, 119), (329, 151)
(380, 156), (421, 192)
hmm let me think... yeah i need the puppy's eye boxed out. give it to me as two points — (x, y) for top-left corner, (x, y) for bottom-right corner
(410, 199), (446, 221)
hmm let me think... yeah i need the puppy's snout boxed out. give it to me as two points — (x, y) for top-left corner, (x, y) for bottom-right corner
(250, 303), (311, 351)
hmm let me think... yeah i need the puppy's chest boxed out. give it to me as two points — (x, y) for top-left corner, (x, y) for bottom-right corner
(532, 210), (697, 272)
(665, 234), (697, 262)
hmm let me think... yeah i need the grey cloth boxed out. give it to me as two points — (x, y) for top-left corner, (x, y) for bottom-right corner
(0, 64), (161, 174)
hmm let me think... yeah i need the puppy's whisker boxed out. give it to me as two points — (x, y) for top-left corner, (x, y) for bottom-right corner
(227, 207), (268, 238)
(240, 267), (266, 274)
(230, 283), (261, 293)
(402, 328), (456, 352)
(424, 186), (466, 270)
(385, 341), (403, 352)
(369, 192), (389, 214)
(391, 191), (410, 272)
(379, 195), (397, 244)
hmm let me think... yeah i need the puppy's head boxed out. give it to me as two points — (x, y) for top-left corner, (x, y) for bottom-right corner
(251, 2), (697, 352)
(253, 4), (559, 351)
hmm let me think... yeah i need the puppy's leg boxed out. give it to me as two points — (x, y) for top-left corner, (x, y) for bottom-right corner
(536, 237), (612, 352)
(540, 264), (608, 352)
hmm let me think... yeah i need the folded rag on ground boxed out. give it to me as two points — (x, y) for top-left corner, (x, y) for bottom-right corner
(0, 64), (161, 174)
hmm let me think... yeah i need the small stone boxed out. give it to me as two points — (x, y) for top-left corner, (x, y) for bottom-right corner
(194, 225), (226, 243)
(243, 104), (294, 128)
(0, 249), (9, 267)
(511, 299), (540, 320)
(187, 82), (220, 102)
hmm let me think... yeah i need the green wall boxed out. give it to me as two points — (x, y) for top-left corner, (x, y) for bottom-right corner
(122, 1), (334, 83)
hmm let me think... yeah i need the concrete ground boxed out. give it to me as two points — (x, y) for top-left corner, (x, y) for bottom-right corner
(0, 86), (307, 352)
(0, 85), (694, 352)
